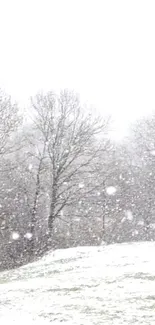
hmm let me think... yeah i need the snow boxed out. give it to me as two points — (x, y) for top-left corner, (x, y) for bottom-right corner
(78, 183), (84, 189)
(28, 164), (33, 171)
(150, 149), (155, 156)
(125, 210), (133, 221)
(132, 229), (139, 236)
(24, 232), (33, 239)
(106, 186), (117, 195)
(0, 242), (155, 324)
(150, 223), (155, 229)
(11, 232), (20, 240)
(137, 220), (144, 226)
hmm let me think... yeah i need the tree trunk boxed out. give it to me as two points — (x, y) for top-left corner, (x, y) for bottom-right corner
(102, 191), (106, 243)
(47, 182), (57, 250)
(144, 218), (150, 240)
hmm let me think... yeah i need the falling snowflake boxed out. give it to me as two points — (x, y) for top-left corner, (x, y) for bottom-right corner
(12, 232), (20, 240)
(100, 240), (106, 246)
(28, 164), (33, 171)
(7, 189), (13, 193)
(106, 186), (117, 195)
(79, 183), (84, 189)
(24, 232), (33, 239)
(150, 150), (155, 156)
(137, 220), (144, 226)
(132, 229), (139, 236)
(121, 217), (126, 223)
(125, 210), (133, 221)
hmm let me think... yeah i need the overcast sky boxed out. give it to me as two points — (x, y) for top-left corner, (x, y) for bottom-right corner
(0, 0), (155, 139)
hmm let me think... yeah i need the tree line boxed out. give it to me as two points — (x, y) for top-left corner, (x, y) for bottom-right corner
(0, 88), (154, 270)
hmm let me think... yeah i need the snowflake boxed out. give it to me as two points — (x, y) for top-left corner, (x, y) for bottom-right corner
(150, 150), (155, 156)
(79, 183), (84, 189)
(150, 223), (155, 229)
(28, 164), (33, 171)
(106, 186), (117, 195)
(132, 229), (139, 236)
(125, 210), (133, 221)
(12, 232), (20, 240)
(137, 220), (144, 226)
(24, 232), (33, 239)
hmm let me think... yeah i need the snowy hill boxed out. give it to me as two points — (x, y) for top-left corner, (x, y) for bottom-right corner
(0, 242), (155, 324)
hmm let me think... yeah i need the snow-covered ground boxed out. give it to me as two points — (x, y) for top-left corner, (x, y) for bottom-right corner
(0, 242), (155, 324)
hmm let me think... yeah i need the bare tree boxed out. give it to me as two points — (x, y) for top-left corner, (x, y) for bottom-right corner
(129, 114), (155, 239)
(29, 89), (110, 251)
(0, 89), (21, 157)
(0, 90), (26, 269)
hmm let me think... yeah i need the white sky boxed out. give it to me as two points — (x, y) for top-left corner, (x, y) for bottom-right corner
(0, 0), (155, 139)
